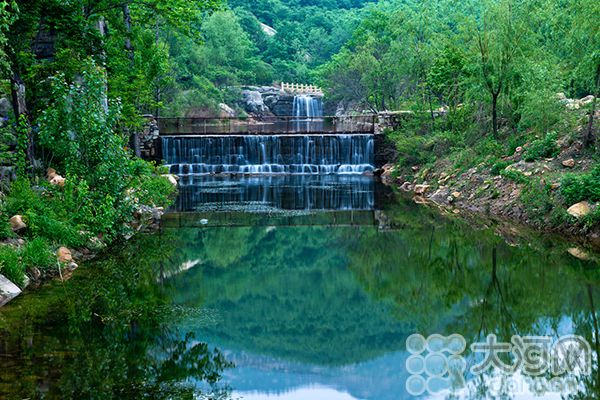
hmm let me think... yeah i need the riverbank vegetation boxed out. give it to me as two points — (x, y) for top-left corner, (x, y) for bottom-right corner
(318, 0), (599, 236)
(0, 1), (203, 287)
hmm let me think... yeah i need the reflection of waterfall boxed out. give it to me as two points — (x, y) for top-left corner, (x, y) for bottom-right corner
(163, 135), (374, 175)
(293, 95), (323, 132)
(173, 175), (377, 211)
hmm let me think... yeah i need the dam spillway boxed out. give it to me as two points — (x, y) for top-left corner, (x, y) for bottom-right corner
(162, 134), (375, 176)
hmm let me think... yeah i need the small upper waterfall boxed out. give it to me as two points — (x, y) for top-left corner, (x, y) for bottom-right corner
(163, 135), (374, 177)
(293, 95), (323, 118)
(293, 95), (323, 132)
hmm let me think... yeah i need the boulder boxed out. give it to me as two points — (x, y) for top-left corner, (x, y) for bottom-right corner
(380, 163), (396, 177)
(429, 188), (450, 204)
(567, 201), (591, 218)
(9, 215), (26, 232)
(47, 168), (57, 180)
(0, 274), (21, 307)
(50, 175), (65, 187)
(414, 184), (430, 195)
(241, 90), (268, 114)
(580, 95), (595, 106)
(413, 196), (428, 204)
(162, 174), (179, 187)
(400, 182), (413, 192)
(218, 103), (236, 118)
(515, 146), (524, 154)
(152, 206), (164, 221)
(567, 247), (591, 261)
(451, 191), (462, 199)
(57, 247), (73, 263)
(562, 159), (575, 168)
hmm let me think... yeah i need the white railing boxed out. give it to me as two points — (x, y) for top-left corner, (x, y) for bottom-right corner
(280, 82), (323, 94)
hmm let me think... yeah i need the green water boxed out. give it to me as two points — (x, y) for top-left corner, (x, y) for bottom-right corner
(1, 185), (600, 399)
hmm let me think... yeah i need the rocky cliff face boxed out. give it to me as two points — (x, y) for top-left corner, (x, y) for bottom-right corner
(239, 86), (327, 117)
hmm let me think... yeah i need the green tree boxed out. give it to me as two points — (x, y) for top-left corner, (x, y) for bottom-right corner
(470, 0), (528, 138)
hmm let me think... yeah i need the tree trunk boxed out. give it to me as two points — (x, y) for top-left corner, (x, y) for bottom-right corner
(123, 3), (134, 66)
(10, 73), (35, 167)
(584, 96), (597, 148)
(584, 66), (599, 148)
(491, 93), (498, 138)
(96, 17), (109, 114)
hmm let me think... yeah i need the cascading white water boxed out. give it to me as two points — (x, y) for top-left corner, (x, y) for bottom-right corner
(162, 135), (374, 177)
(292, 95), (323, 132)
(293, 95), (323, 118)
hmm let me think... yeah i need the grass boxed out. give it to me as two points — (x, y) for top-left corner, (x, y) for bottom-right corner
(0, 246), (23, 287)
(561, 165), (600, 205)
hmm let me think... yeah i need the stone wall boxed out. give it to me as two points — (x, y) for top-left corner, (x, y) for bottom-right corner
(136, 115), (162, 164)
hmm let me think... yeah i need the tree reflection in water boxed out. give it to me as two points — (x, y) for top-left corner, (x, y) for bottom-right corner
(2, 193), (600, 399)
(0, 233), (233, 400)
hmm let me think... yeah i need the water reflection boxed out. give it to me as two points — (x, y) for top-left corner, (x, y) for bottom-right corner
(159, 197), (600, 399)
(1, 190), (600, 399)
(174, 175), (381, 212)
(0, 234), (232, 399)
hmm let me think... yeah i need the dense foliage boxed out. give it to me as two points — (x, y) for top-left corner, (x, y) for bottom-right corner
(0, 1), (189, 285)
(0, 0), (597, 282)
(314, 0), (598, 228)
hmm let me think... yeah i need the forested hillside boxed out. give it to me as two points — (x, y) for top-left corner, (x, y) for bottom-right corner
(316, 0), (599, 234)
(229, 0), (375, 83)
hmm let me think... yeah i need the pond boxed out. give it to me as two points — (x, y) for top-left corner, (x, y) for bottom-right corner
(1, 175), (599, 399)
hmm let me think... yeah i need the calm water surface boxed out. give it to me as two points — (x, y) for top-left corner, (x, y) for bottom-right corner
(1, 175), (599, 399)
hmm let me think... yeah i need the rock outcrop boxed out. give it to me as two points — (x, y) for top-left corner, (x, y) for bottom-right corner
(239, 86), (326, 117)
(241, 89), (269, 115)
(0, 274), (21, 306)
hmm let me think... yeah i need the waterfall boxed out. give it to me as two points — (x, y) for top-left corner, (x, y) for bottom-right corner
(293, 95), (323, 118)
(292, 95), (323, 132)
(162, 135), (374, 176)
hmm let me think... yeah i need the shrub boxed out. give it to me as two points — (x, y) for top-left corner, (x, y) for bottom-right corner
(37, 60), (176, 243)
(523, 132), (559, 162)
(0, 245), (24, 287)
(521, 180), (554, 223)
(491, 161), (511, 176)
(392, 133), (432, 167)
(21, 238), (55, 271)
(4, 178), (38, 216)
(430, 130), (464, 157)
(136, 175), (176, 208)
(500, 168), (529, 184)
(561, 166), (600, 205)
(0, 208), (13, 240)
